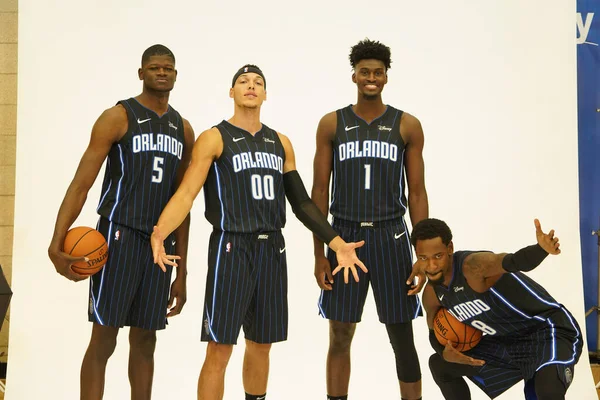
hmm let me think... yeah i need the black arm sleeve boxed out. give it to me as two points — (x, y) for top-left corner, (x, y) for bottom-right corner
(429, 329), (445, 355)
(501, 244), (548, 272)
(283, 170), (339, 245)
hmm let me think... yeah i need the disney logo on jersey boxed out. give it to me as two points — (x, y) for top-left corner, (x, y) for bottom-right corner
(133, 133), (183, 160)
(233, 152), (284, 174)
(338, 140), (398, 162)
(446, 299), (491, 323)
(378, 125), (392, 131)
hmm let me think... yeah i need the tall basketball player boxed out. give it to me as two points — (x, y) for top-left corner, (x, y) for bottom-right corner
(311, 39), (428, 400)
(414, 218), (582, 400)
(150, 64), (367, 400)
(48, 44), (195, 400)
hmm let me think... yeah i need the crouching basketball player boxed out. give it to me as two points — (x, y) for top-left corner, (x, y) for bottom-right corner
(414, 218), (582, 400)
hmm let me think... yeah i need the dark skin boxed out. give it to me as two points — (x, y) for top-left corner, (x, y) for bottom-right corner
(47, 54), (195, 400)
(311, 58), (429, 399)
(419, 219), (561, 366)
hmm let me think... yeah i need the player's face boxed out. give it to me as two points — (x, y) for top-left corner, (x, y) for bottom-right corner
(415, 237), (454, 285)
(138, 55), (177, 93)
(352, 59), (387, 98)
(230, 73), (266, 109)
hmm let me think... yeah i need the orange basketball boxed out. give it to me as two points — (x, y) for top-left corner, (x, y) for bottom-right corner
(63, 226), (108, 276)
(433, 308), (482, 352)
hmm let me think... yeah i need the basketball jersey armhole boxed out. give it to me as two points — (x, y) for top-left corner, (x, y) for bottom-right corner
(116, 99), (136, 145)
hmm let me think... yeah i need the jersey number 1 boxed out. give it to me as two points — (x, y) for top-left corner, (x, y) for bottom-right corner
(364, 164), (372, 190)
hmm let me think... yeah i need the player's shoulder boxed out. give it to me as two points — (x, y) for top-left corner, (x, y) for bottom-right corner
(400, 111), (422, 130)
(94, 104), (128, 131)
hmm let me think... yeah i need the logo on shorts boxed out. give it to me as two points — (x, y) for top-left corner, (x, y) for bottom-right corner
(203, 318), (210, 335)
(89, 298), (93, 314)
(258, 234), (269, 240)
(226, 242), (231, 252)
(114, 230), (121, 241)
(565, 367), (573, 385)
(360, 222), (374, 227)
(454, 286), (464, 292)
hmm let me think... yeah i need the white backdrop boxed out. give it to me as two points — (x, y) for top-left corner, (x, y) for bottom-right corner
(9, 0), (595, 398)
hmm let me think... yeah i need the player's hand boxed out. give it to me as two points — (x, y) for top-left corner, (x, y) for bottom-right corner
(48, 246), (88, 282)
(442, 342), (485, 366)
(151, 226), (181, 272)
(534, 219), (561, 255)
(167, 277), (187, 318)
(315, 255), (334, 290)
(407, 262), (426, 295)
(330, 238), (368, 284)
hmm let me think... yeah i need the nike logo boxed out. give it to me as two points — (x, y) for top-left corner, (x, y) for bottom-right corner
(137, 118), (151, 124)
(171, 240), (176, 246)
(345, 125), (359, 131)
(257, 397), (266, 400)
(439, 294), (444, 301)
(279, 248), (286, 253)
(233, 137), (245, 142)
(394, 232), (406, 239)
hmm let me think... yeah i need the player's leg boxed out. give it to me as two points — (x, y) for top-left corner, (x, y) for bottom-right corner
(243, 339), (271, 398)
(327, 320), (357, 399)
(198, 342), (234, 400)
(370, 221), (423, 399)
(82, 219), (138, 399)
(80, 323), (119, 400)
(527, 364), (574, 400)
(319, 221), (368, 399)
(428, 353), (475, 400)
(241, 232), (288, 399)
(385, 322), (421, 400)
(128, 328), (157, 400)
(198, 231), (255, 400)
(124, 230), (174, 400)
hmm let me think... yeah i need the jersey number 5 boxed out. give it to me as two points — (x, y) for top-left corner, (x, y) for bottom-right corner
(152, 156), (164, 183)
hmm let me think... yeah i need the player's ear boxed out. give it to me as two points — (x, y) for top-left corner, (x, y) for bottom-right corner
(138, 67), (143, 80)
(229, 87), (234, 98)
(448, 241), (454, 255)
(352, 72), (357, 83)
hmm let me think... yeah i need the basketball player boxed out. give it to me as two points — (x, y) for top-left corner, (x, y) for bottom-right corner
(414, 218), (582, 400)
(150, 64), (367, 400)
(311, 39), (428, 400)
(47, 44), (194, 400)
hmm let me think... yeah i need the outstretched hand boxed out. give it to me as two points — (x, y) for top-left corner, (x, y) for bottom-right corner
(150, 226), (181, 272)
(534, 219), (560, 255)
(331, 240), (368, 284)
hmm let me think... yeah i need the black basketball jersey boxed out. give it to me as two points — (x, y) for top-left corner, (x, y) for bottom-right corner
(329, 105), (406, 222)
(433, 251), (580, 338)
(203, 120), (286, 233)
(96, 98), (185, 234)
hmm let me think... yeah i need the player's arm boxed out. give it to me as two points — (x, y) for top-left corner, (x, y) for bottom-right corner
(151, 127), (223, 271)
(166, 118), (196, 317)
(401, 113), (428, 226)
(311, 112), (336, 290)
(48, 105), (128, 282)
(278, 132), (367, 284)
(463, 219), (560, 279)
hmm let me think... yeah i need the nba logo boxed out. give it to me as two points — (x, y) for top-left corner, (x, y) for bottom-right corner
(226, 242), (231, 252)
(115, 230), (120, 241)
(244, 67), (248, 72)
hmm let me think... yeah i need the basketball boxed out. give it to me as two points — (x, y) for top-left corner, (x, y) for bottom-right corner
(433, 308), (482, 352)
(63, 226), (108, 276)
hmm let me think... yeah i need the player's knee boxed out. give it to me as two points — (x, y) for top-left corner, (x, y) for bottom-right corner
(129, 328), (157, 358)
(534, 366), (568, 400)
(245, 339), (272, 356)
(428, 353), (446, 381)
(89, 325), (119, 359)
(329, 321), (356, 351)
(205, 341), (234, 370)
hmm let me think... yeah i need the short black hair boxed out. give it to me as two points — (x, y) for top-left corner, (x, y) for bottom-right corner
(141, 44), (175, 66)
(349, 38), (392, 70)
(411, 218), (453, 247)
